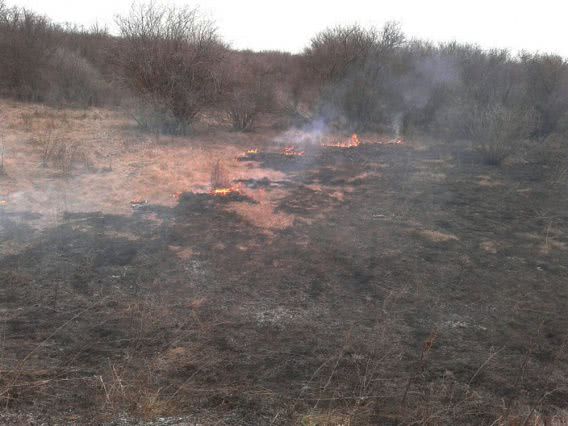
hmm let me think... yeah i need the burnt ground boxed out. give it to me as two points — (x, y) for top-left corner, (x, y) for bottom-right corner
(1, 140), (568, 425)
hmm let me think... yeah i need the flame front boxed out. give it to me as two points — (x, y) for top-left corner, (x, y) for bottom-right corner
(211, 187), (240, 196)
(348, 134), (361, 147)
(323, 133), (362, 149)
(239, 148), (260, 160)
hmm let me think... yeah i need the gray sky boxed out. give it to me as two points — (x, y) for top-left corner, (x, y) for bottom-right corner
(7, 0), (568, 57)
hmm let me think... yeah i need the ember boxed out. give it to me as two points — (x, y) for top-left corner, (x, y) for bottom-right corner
(130, 198), (147, 207)
(281, 146), (305, 157)
(239, 148), (259, 159)
(373, 136), (405, 145)
(211, 187), (240, 196)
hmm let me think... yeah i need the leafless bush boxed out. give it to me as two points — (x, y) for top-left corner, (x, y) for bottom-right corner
(222, 51), (279, 131)
(530, 134), (568, 186)
(304, 24), (380, 83)
(468, 104), (536, 165)
(0, 4), (115, 106)
(0, 5), (56, 101)
(116, 2), (227, 134)
(228, 94), (257, 131)
(36, 127), (91, 175)
(304, 23), (405, 130)
(45, 47), (110, 107)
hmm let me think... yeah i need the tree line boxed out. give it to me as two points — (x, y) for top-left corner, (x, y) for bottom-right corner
(1, 0), (567, 162)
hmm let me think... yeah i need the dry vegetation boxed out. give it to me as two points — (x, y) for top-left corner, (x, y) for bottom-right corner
(1, 1), (568, 425)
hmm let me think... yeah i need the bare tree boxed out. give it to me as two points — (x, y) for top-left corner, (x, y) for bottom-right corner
(223, 51), (278, 131)
(115, 1), (227, 134)
(303, 23), (407, 131)
(0, 5), (56, 100)
(304, 24), (379, 83)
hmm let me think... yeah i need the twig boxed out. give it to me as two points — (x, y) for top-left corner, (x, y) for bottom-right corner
(469, 346), (505, 385)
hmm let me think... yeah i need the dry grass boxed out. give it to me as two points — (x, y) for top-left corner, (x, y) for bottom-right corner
(228, 189), (294, 233)
(415, 229), (459, 243)
(0, 100), (291, 230)
(97, 364), (172, 421)
(0, 140), (6, 176)
(2, 99), (568, 424)
(210, 159), (231, 189)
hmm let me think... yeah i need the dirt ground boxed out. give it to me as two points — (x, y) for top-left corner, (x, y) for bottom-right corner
(1, 100), (568, 425)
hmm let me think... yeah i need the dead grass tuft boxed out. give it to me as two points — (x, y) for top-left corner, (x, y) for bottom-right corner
(415, 229), (459, 243)
(301, 413), (352, 425)
(210, 159), (232, 189)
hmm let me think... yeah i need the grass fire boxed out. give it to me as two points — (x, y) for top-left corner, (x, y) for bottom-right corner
(1, 1), (568, 425)
(281, 146), (305, 157)
(323, 133), (362, 148)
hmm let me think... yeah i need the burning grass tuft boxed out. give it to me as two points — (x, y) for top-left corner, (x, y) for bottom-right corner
(210, 159), (241, 196)
(281, 145), (305, 157)
(211, 187), (240, 197)
(322, 133), (362, 149)
(210, 159), (231, 189)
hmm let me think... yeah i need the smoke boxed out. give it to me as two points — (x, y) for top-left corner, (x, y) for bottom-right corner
(392, 112), (403, 137)
(308, 46), (463, 136)
(400, 53), (461, 110)
(273, 117), (331, 147)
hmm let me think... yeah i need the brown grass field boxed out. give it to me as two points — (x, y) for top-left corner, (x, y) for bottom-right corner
(1, 100), (568, 424)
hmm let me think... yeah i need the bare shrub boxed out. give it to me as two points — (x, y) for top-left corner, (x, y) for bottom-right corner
(521, 54), (568, 137)
(304, 23), (405, 130)
(0, 5), (56, 100)
(304, 24), (380, 83)
(0, 4), (114, 106)
(531, 134), (568, 186)
(35, 126), (90, 175)
(45, 47), (110, 107)
(223, 51), (279, 131)
(116, 2), (227, 135)
(228, 94), (257, 131)
(129, 99), (184, 135)
(468, 105), (536, 165)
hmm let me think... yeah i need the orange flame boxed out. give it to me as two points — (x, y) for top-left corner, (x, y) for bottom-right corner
(281, 146), (305, 157)
(323, 133), (362, 149)
(349, 133), (361, 147)
(239, 148), (260, 160)
(211, 187), (240, 197)
(130, 198), (147, 206)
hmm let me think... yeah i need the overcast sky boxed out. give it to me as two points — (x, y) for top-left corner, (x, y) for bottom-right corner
(7, 0), (568, 57)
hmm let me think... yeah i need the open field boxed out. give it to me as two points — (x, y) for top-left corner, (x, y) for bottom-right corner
(1, 101), (568, 424)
